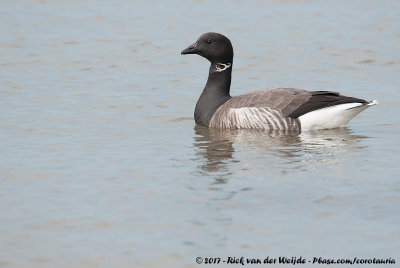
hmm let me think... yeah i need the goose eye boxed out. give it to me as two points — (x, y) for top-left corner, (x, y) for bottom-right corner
(206, 39), (211, 44)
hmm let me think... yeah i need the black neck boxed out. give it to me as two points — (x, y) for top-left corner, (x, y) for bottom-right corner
(194, 62), (232, 126)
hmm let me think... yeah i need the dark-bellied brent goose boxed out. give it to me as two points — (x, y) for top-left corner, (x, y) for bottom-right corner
(181, 32), (377, 131)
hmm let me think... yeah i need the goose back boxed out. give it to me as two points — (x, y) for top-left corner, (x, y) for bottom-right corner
(209, 88), (367, 130)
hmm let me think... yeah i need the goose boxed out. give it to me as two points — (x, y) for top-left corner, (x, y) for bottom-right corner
(181, 32), (377, 131)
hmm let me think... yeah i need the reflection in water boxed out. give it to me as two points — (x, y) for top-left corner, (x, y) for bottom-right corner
(300, 129), (368, 148)
(193, 126), (236, 180)
(193, 126), (368, 175)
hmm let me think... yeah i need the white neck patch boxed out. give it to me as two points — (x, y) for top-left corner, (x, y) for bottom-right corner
(215, 63), (231, 72)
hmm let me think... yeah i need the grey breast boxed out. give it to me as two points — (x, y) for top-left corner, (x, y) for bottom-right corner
(209, 88), (311, 131)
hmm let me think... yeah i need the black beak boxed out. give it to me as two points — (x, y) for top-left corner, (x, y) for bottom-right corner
(181, 42), (198, 55)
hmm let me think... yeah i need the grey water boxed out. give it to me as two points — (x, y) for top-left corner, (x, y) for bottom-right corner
(1, 1), (400, 267)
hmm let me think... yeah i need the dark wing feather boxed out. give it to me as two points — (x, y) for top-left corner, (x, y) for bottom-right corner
(287, 91), (367, 118)
(220, 88), (367, 120)
(222, 88), (312, 116)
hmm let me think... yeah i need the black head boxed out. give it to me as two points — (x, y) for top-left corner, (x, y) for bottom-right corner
(181, 32), (234, 63)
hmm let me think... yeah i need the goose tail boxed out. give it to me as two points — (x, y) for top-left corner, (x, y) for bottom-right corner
(299, 100), (378, 131)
